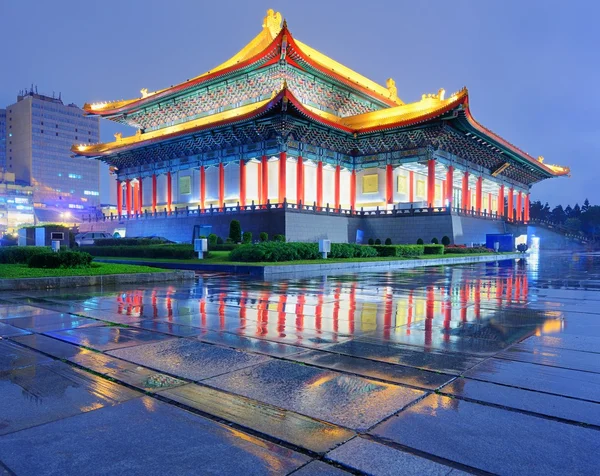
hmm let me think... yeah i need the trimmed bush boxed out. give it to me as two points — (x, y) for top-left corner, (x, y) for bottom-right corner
(375, 238), (381, 245)
(208, 234), (218, 246)
(371, 245), (424, 258)
(216, 236), (224, 245)
(431, 237), (439, 244)
(0, 246), (50, 264)
(242, 231), (252, 244)
(385, 238), (392, 245)
(94, 237), (171, 246)
(424, 244), (444, 255)
(330, 243), (378, 259)
(417, 238), (424, 245)
(229, 220), (242, 243)
(85, 244), (197, 259)
(273, 234), (286, 242)
(441, 235), (451, 246)
(259, 232), (268, 242)
(28, 250), (93, 269)
(230, 242), (321, 262)
(368, 238), (374, 245)
(444, 246), (493, 254)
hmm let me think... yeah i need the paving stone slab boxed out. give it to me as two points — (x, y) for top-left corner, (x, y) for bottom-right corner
(0, 397), (309, 476)
(517, 334), (600, 354)
(108, 338), (271, 381)
(161, 383), (355, 454)
(464, 358), (600, 402)
(205, 359), (426, 430)
(326, 437), (457, 476)
(0, 361), (140, 435)
(0, 340), (52, 371)
(45, 326), (173, 351)
(497, 345), (600, 373)
(5, 313), (102, 333)
(324, 340), (483, 375)
(371, 394), (600, 475)
(69, 350), (187, 392)
(0, 305), (50, 320)
(197, 331), (307, 357)
(10, 333), (88, 359)
(289, 350), (455, 390)
(0, 322), (30, 338)
(440, 377), (600, 427)
(291, 461), (351, 475)
(128, 320), (205, 337)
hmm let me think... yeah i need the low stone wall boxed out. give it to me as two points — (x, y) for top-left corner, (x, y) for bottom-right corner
(0, 270), (196, 291)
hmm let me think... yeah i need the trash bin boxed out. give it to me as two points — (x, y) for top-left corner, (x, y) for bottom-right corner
(51, 240), (60, 252)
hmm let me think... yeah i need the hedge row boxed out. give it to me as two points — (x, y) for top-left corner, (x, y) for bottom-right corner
(371, 245), (425, 258)
(230, 242), (320, 262)
(423, 244), (445, 255)
(330, 243), (378, 259)
(28, 251), (93, 269)
(0, 246), (51, 264)
(93, 238), (170, 247)
(84, 244), (196, 259)
(444, 246), (493, 254)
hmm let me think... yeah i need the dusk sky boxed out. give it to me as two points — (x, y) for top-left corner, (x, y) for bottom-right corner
(2, 0), (598, 207)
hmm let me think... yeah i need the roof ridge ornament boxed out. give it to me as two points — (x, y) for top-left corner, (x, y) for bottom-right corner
(386, 78), (398, 101)
(263, 9), (283, 38)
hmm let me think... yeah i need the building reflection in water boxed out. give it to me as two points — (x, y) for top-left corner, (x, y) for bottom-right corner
(107, 259), (564, 353)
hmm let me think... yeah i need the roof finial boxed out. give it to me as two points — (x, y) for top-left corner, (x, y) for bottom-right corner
(386, 78), (398, 100)
(263, 9), (283, 38)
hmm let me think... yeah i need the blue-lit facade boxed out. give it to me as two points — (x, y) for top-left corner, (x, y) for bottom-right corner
(0, 109), (6, 170)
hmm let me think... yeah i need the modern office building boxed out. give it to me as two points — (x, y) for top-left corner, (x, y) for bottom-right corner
(6, 90), (100, 218)
(74, 10), (569, 243)
(0, 109), (6, 170)
(0, 170), (34, 235)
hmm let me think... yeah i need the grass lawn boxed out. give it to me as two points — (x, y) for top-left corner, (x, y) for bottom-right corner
(94, 251), (514, 267)
(0, 262), (169, 279)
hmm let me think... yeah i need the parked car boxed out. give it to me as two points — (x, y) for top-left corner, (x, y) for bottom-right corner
(74, 232), (113, 247)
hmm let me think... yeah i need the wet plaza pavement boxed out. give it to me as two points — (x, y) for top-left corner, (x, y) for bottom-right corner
(1, 251), (599, 474)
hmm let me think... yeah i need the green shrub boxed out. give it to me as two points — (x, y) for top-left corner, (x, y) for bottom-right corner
(229, 242), (321, 262)
(229, 220), (242, 243)
(444, 246), (493, 254)
(368, 238), (374, 245)
(259, 232), (268, 242)
(417, 238), (424, 245)
(225, 238), (234, 244)
(0, 246), (50, 264)
(242, 232), (252, 244)
(85, 244), (196, 259)
(209, 243), (238, 252)
(371, 245), (424, 258)
(441, 235), (451, 246)
(385, 238), (392, 245)
(330, 243), (378, 259)
(424, 244), (444, 255)
(216, 236), (224, 245)
(431, 237), (439, 244)
(273, 234), (286, 242)
(208, 234), (218, 246)
(94, 237), (171, 246)
(374, 238), (381, 245)
(28, 250), (93, 269)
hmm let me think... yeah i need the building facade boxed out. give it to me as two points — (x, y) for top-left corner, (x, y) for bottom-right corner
(0, 170), (34, 235)
(6, 91), (100, 217)
(74, 10), (569, 243)
(0, 109), (6, 170)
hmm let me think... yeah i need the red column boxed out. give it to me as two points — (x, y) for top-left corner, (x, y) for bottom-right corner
(257, 161), (263, 206)
(498, 184), (504, 217)
(239, 160), (246, 207)
(199, 166), (205, 210)
(516, 191), (522, 222)
(138, 177), (143, 213)
(461, 171), (469, 210)
(316, 161), (323, 209)
(125, 179), (132, 215)
(409, 171), (414, 203)
(261, 156), (268, 205)
(476, 176), (483, 213)
(218, 162), (225, 210)
(116, 180), (122, 216)
(427, 159), (436, 207)
(278, 152), (286, 204)
(508, 187), (514, 221)
(350, 170), (356, 210)
(385, 164), (393, 205)
(524, 193), (530, 223)
(335, 165), (341, 209)
(296, 157), (304, 205)
(446, 166), (454, 207)
(166, 172), (172, 213)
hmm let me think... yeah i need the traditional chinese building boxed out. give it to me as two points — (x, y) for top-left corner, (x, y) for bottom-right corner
(74, 10), (569, 244)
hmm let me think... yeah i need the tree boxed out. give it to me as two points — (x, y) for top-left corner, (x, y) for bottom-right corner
(583, 199), (591, 212)
(564, 218), (582, 232)
(581, 205), (600, 239)
(565, 205), (573, 217)
(550, 205), (567, 224)
(572, 203), (582, 218)
(229, 220), (242, 243)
